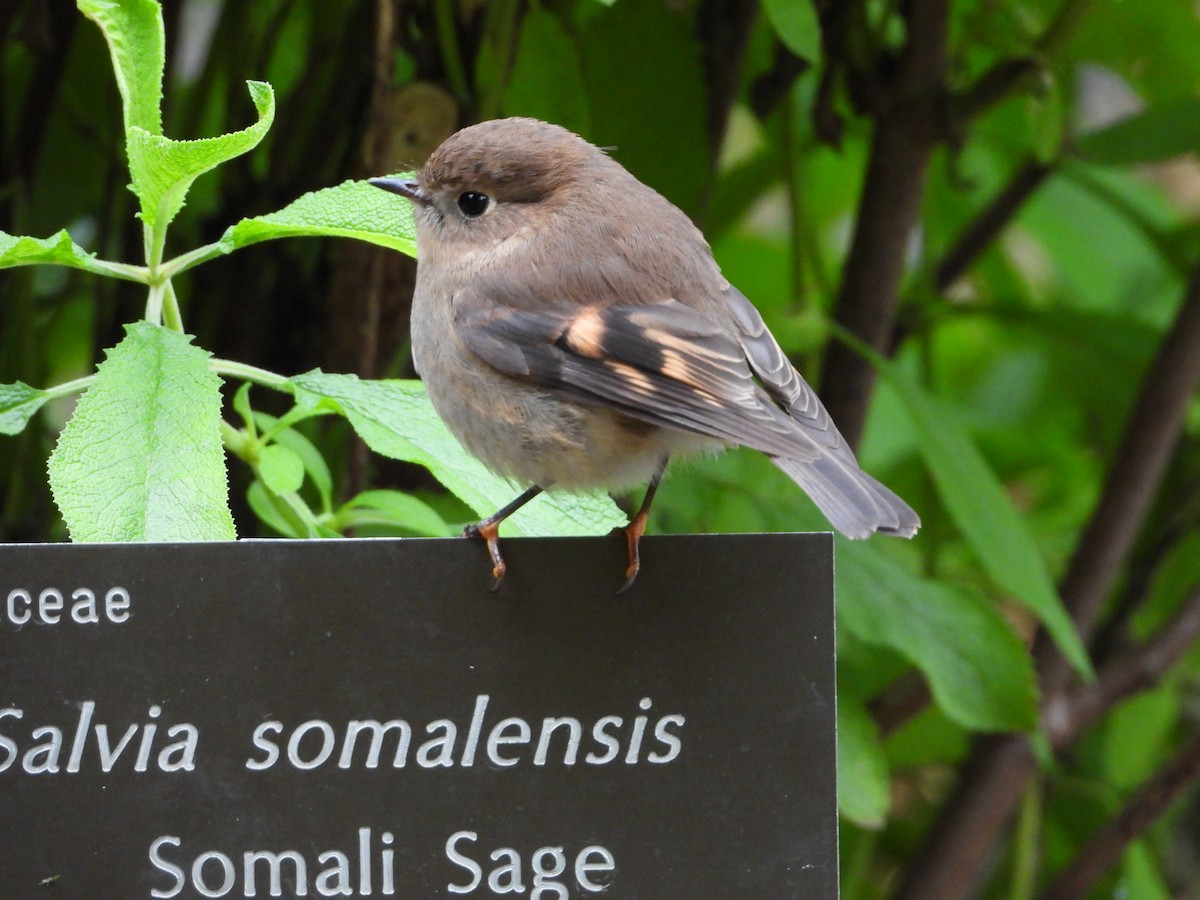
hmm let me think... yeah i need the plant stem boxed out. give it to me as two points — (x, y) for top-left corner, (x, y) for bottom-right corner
(209, 358), (292, 391)
(280, 490), (324, 537)
(159, 240), (227, 279)
(817, 0), (951, 447)
(45, 374), (96, 400)
(219, 419), (323, 538)
(934, 159), (1055, 292)
(145, 281), (165, 324)
(1010, 783), (1042, 900)
(218, 419), (248, 457)
(145, 214), (168, 273)
(88, 258), (152, 283)
(143, 221), (155, 271)
(161, 280), (184, 331)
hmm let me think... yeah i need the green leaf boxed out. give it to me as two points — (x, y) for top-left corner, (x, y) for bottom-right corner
(837, 538), (1039, 732)
(0, 382), (50, 435)
(258, 443), (305, 494)
(78, 0), (164, 135)
(582, 1), (709, 216)
(1055, 161), (1190, 280)
(503, 6), (591, 135)
(246, 480), (303, 538)
(128, 81), (275, 238)
(221, 177), (417, 257)
(1076, 99), (1200, 166)
(1029, 69), (1067, 164)
(339, 489), (454, 537)
(1102, 686), (1178, 791)
(672, 451), (1034, 730)
(885, 705), (969, 769)
(1072, 0), (1200, 108)
(838, 697), (891, 827)
(290, 371), (628, 537)
(0, 230), (139, 279)
(0, 229), (93, 270)
(1118, 840), (1172, 900)
(232, 381), (256, 432)
(761, 0), (821, 59)
(879, 358), (1092, 678)
(48, 322), (235, 541)
(254, 412), (333, 512)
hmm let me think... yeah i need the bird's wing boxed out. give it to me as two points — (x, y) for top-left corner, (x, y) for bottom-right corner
(721, 285), (858, 465)
(717, 287), (919, 535)
(453, 292), (821, 460)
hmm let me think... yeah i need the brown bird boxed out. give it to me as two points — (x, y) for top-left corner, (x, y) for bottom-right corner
(371, 117), (918, 590)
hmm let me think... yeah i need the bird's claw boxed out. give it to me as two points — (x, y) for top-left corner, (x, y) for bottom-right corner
(463, 520), (507, 591)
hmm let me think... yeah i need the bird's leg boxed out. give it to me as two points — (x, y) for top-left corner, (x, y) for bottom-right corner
(617, 458), (669, 595)
(463, 485), (544, 590)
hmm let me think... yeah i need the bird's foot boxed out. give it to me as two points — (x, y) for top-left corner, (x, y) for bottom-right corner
(614, 511), (649, 596)
(463, 520), (506, 591)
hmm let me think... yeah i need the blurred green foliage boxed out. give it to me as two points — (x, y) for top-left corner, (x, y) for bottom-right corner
(2, 1), (1199, 897)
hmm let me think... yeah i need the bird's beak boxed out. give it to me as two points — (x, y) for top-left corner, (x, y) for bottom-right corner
(369, 177), (430, 206)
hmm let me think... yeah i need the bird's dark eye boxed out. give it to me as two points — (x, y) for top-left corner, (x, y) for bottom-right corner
(457, 192), (490, 217)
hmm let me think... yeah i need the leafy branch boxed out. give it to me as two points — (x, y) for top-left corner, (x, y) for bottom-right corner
(0, 0), (625, 546)
(895, 264), (1200, 899)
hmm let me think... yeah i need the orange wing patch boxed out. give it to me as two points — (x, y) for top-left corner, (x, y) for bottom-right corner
(561, 307), (608, 359)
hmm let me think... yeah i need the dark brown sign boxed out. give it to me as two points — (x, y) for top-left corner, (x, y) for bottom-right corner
(0, 533), (836, 898)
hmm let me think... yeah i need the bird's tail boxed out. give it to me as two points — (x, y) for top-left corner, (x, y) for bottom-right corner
(770, 454), (920, 540)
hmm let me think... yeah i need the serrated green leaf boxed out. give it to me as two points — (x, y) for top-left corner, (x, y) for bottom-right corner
(0, 382), (50, 435)
(290, 371), (627, 537)
(838, 697), (891, 827)
(837, 538), (1039, 732)
(1076, 99), (1200, 166)
(0, 230), (125, 278)
(128, 81), (275, 237)
(221, 177), (418, 256)
(47, 322), (235, 541)
(0, 229), (91, 269)
(881, 363), (1092, 679)
(78, 0), (164, 135)
(258, 443), (305, 494)
(761, 0), (821, 59)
